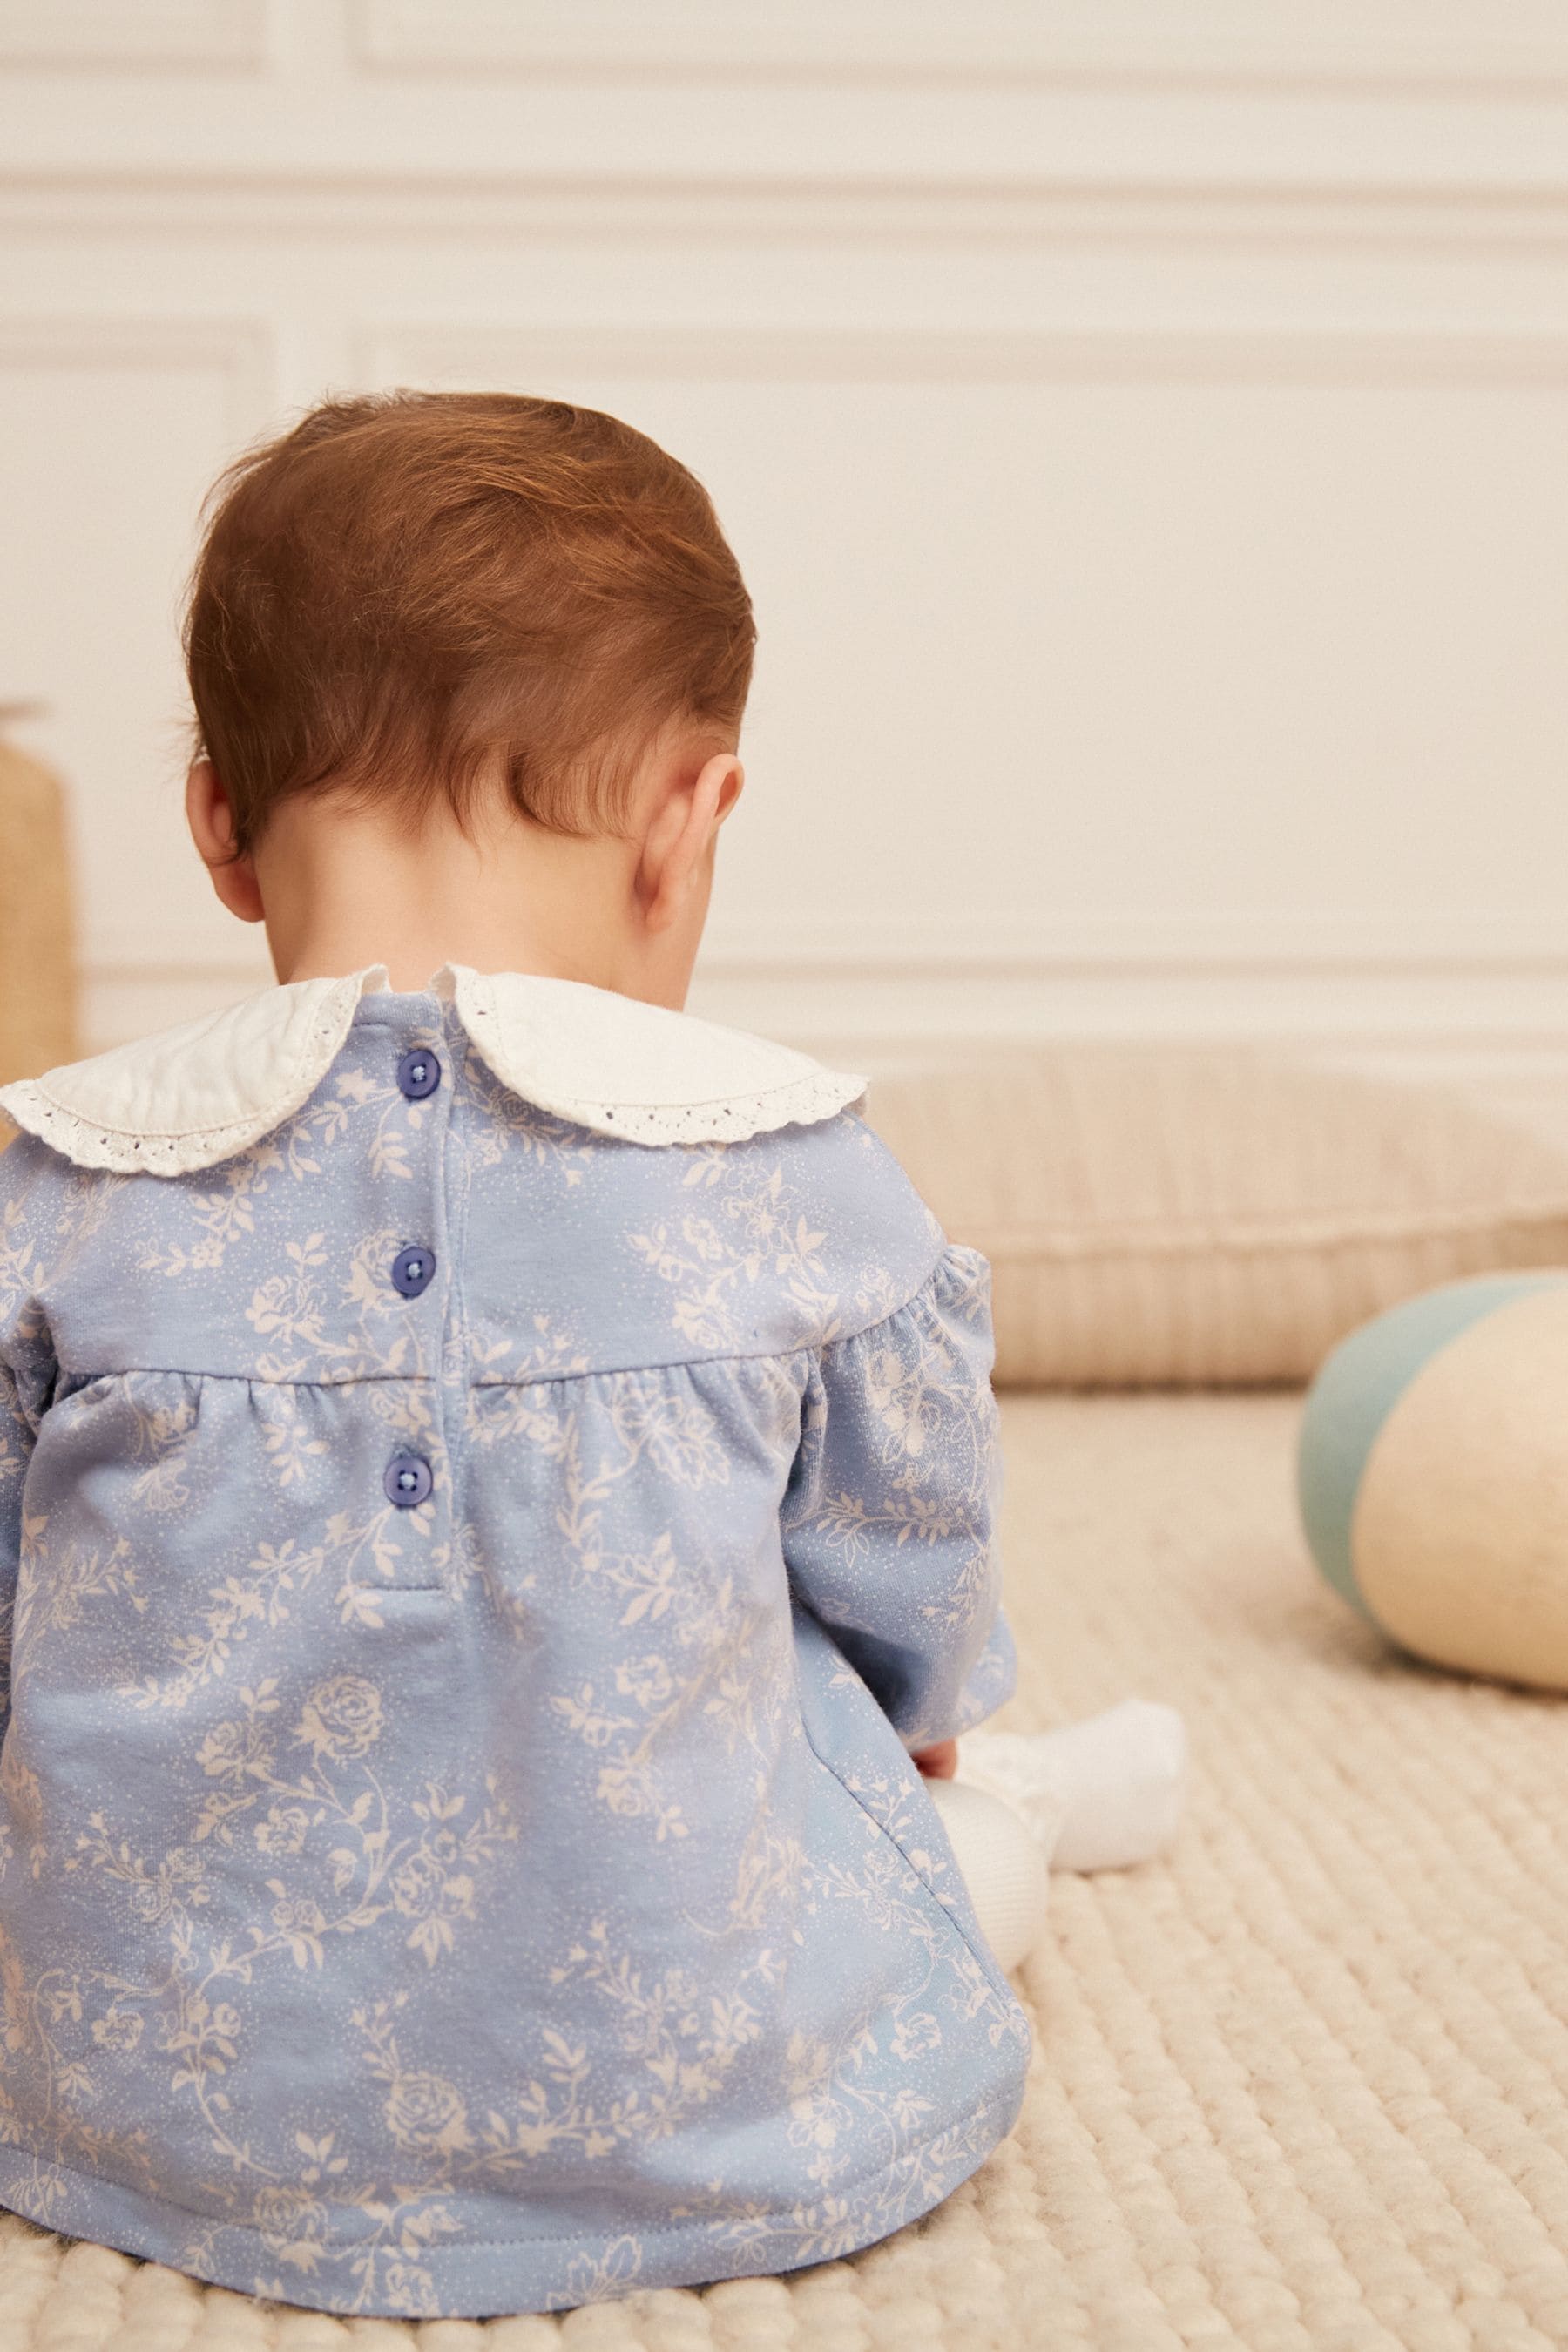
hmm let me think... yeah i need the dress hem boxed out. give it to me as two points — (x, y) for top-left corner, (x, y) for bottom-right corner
(0, 2075), (1026, 2319)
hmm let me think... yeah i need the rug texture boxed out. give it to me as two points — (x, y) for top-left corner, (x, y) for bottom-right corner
(3, 1391), (1566, 2351)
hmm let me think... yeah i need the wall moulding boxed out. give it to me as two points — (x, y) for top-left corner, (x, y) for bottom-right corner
(80, 902), (1568, 990)
(0, 315), (276, 440)
(78, 957), (1568, 1069)
(0, 0), (267, 71)
(358, 319), (1568, 395)
(691, 908), (1568, 977)
(5, 0), (1565, 95)
(5, 179), (1568, 256)
(355, 0), (1568, 96)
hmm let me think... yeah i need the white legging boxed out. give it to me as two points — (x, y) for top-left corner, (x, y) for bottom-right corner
(926, 1775), (1049, 1974)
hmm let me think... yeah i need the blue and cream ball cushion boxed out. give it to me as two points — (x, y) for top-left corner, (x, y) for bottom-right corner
(1300, 1272), (1568, 1687)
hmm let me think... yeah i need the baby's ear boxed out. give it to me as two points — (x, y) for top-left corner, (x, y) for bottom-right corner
(713, 756), (744, 825)
(638, 750), (742, 931)
(185, 757), (265, 923)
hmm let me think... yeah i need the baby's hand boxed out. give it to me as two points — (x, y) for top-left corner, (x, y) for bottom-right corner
(911, 1739), (958, 1780)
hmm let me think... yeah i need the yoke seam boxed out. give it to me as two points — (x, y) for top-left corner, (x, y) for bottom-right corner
(48, 1246), (971, 1396)
(468, 1256), (953, 1381)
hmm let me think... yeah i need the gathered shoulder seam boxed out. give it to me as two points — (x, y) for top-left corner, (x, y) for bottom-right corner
(44, 1267), (973, 1401)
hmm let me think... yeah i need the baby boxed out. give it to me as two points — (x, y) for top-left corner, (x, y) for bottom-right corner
(0, 393), (1184, 2318)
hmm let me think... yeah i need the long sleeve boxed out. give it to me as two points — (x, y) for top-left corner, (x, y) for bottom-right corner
(781, 1243), (1015, 1751)
(0, 1162), (51, 1745)
(0, 1358), (31, 1737)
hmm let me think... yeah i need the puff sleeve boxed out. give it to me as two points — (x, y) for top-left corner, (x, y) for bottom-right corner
(781, 1243), (1016, 1751)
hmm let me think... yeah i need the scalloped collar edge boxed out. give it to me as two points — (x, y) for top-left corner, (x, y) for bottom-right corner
(0, 963), (867, 1175)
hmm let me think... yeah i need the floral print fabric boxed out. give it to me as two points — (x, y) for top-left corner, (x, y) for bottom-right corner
(0, 986), (1029, 2317)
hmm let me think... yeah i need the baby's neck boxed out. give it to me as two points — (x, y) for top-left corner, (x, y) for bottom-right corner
(253, 796), (684, 1005)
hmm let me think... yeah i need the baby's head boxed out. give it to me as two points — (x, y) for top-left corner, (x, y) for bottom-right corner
(183, 391), (754, 1004)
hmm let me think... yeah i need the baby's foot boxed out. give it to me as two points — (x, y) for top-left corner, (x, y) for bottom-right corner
(959, 1699), (1187, 1873)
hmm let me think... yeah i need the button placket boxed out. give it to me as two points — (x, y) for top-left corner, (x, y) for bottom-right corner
(372, 1028), (449, 1586)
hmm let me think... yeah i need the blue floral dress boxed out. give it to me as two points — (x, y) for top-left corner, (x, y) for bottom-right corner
(0, 965), (1029, 2317)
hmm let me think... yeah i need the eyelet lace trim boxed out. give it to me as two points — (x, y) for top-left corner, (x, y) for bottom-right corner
(0, 976), (366, 1177)
(456, 970), (866, 1147)
(529, 1071), (867, 1147)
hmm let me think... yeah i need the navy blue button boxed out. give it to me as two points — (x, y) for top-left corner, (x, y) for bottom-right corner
(383, 1452), (432, 1509)
(396, 1048), (441, 1101)
(391, 1243), (436, 1298)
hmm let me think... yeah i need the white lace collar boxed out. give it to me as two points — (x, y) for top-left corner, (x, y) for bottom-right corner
(0, 963), (866, 1176)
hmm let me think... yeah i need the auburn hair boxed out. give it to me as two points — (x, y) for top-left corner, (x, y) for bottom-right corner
(184, 390), (755, 854)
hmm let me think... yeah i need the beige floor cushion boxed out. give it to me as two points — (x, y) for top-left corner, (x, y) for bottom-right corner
(866, 1049), (1568, 1387)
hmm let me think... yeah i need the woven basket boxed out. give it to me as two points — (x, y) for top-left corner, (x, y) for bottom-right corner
(0, 729), (78, 1139)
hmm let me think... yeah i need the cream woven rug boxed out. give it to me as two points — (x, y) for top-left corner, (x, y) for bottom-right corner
(3, 1391), (1566, 2351)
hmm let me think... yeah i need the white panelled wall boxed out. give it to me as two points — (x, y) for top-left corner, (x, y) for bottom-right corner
(3, 0), (1568, 1107)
